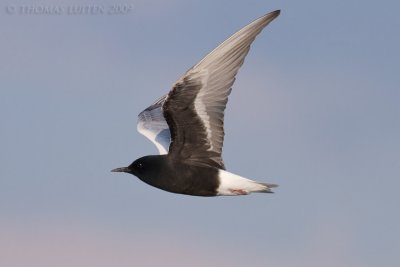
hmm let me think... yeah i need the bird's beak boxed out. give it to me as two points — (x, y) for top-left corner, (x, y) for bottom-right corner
(111, 167), (130, 173)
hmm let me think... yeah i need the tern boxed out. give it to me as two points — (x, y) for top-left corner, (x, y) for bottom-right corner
(112, 10), (281, 196)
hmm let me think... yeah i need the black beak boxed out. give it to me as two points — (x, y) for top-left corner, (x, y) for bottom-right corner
(111, 167), (130, 173)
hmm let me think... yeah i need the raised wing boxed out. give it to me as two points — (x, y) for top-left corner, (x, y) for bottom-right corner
(137, 95), (171, 154)
(163, 10), (280, 169)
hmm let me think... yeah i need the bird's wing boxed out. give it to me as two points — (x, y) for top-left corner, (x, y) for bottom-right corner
(163, 10), (280, 169)
(137, 95), (171, 155)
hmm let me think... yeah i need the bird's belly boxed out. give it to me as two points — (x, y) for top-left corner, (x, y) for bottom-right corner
(139, 170), (219, 197)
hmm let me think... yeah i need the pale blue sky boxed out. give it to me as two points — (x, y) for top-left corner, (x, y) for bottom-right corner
(1, 1), (399, 266)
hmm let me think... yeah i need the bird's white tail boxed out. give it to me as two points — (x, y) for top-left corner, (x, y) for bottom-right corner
(217, 169), (278, 196)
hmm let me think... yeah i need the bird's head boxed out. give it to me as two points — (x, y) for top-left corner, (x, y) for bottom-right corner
(111, 155), (164, 180)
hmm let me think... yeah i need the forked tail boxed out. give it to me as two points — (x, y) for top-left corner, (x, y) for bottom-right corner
(217, 169), (278, 196)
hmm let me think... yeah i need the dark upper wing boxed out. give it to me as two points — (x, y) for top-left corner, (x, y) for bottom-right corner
(162, 10), (280, 169)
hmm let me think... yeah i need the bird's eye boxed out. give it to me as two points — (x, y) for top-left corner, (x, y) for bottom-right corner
(137, 163), (143, 169)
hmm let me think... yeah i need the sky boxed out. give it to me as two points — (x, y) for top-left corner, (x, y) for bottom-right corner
(1, 0), (399, 266)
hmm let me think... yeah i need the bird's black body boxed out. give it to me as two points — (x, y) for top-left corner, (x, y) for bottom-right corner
(125, 155), (220, 196)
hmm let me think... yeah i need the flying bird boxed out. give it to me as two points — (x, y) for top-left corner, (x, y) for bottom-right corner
(112, 10), (281, 196)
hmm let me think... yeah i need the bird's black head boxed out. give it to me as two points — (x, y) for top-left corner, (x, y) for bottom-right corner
(111, 155), (164, 181)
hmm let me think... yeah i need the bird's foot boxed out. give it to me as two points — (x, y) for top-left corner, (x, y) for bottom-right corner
(229, 189), (248, 195)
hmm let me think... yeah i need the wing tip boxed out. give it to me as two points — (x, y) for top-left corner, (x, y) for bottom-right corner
(262, 9), (281, 22)
(272, 10), (281, 16)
